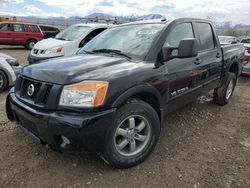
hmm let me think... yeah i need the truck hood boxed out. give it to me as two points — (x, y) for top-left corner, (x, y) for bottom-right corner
(34, 38), (70, 50)
(22, 54), (142, 85)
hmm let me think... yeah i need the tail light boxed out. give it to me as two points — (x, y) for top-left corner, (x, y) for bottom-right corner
(243, 55), (250, 65)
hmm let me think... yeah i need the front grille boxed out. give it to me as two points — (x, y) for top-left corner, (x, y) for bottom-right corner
(15, 76), (62, 109)
(33, 48), (39, 55)
(22, 79), (42, 100)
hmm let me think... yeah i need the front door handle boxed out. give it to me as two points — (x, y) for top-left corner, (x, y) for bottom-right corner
(194, 58), (201, 65)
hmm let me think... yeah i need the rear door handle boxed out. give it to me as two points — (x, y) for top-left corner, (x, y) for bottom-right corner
(216, 53), (221, 58)
(194, 58), (201, 65)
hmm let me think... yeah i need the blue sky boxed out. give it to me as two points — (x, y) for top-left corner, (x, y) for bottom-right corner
(1, 0), (250, 24)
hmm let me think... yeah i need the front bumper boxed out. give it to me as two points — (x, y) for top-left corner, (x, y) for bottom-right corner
(6, 92), (116, 153)
(27, 54), (63, 65)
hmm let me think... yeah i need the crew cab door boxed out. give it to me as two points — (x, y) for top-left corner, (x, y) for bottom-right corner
(194, 22), (222, 92)
(12, 23), (26, 44)
(163, 22), (202, 113)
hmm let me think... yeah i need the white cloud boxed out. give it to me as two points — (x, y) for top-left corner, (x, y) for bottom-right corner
(0, 0), (24, 4)
(1, 0), (250, 24)
(31, 0), (250, 24)
(23, 4), (42, 15)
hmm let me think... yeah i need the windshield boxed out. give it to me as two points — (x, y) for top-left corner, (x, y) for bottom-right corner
(55, 25), (90, 41)
(218, 36), (235, 44)
(79, 24), (164, 59)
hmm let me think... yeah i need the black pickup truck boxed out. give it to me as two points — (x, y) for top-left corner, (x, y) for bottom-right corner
(6, 18), (244, 169)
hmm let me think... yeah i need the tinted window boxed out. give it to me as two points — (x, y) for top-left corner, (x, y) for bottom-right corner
(40, 25), (58, 31)
(29, 25), (40, 32)
(80, 28), (106, 47)
(13, 24), (25, 32)
(241, 39), (250, 44)
(197, 23), (215, 51)
(165, 23), (194, 47)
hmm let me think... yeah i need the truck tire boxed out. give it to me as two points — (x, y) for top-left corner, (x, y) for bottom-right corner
(214, 72), (236, 105)
(100, 98), (160, 169)
(26, 39), (37, 50)
(0, 70), (8, 92)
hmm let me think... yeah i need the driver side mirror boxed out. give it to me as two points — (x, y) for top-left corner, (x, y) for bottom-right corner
(162, 38), (198, 61)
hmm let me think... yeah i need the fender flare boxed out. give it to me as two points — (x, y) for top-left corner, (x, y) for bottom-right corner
(111, 84), (163, 109)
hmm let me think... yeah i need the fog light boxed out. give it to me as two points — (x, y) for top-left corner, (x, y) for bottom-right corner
(60, 136), (70, 148)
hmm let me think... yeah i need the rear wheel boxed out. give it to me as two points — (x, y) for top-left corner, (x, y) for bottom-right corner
(0, 70), (8, 92)
(26, 39), (37, 50)
(214, 72), (237, 105)
(100, 99), (160, 169)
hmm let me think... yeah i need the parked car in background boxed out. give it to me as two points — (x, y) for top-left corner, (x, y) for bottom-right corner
(28, 23), (109, 64)
(0, 22), (44, 50)
(6, 18), (244, 168)
(39, 25), (60, 39)
(240, 38), (250, 53)
(218, 36), (238, 45)
(0, 53), (22, 92)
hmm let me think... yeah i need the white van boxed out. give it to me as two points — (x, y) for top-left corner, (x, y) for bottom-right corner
(28, 23), (108, 64)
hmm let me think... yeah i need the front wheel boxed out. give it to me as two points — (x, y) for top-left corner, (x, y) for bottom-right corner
(100, 99), (160, 169)
(214, 72), (237, 105)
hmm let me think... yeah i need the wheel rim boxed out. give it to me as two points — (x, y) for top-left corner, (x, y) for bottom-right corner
(0, 74), (4, 89)
(226, 79), (234, 100)
(29, 41), (35, 49)
(114, 115), (151, 157)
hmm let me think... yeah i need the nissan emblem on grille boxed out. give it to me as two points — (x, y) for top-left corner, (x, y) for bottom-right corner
(27, 84), (35, 96)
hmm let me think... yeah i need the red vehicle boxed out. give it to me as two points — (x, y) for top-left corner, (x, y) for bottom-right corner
(0, 22), (44, 50)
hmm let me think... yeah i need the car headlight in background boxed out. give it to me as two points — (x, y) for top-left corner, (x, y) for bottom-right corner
(44, 46), (63, 54)
(6, 59), (19, 66)
(59, 81), (109, 107)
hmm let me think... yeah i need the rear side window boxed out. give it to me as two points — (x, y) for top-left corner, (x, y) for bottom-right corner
(29, 25), (40, 33)
(164, 23), (194, 47)
(13, 24), (25, 32)
(196, 23), (215, 51)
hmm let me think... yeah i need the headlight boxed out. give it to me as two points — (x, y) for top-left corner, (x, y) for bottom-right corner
(44, 47), (63, 54)
(59, 81), (109, 107)
(6, 59), (19, 66)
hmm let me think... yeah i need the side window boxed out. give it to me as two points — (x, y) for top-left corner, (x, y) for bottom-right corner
(0, 24), (13, 32)
(196, 23), (215, 51)
(164, 23), (194, 47)
(29, 25), (40, 33)
(79, 28), (107, 48)
(13, 24), (25, 32)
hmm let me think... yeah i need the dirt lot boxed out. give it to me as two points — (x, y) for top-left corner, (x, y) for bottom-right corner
(0, 46), (250, 188)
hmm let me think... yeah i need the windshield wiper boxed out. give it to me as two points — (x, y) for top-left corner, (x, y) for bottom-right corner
(92, 49), (132, 59)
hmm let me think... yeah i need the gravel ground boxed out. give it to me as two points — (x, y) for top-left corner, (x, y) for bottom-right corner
(0, 46), (250, 188)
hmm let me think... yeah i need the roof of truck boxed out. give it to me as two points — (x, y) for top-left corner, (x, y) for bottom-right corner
(119, 17), (212, 26)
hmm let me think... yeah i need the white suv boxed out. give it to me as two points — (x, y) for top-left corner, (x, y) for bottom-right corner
(28, 23), (109, 64)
